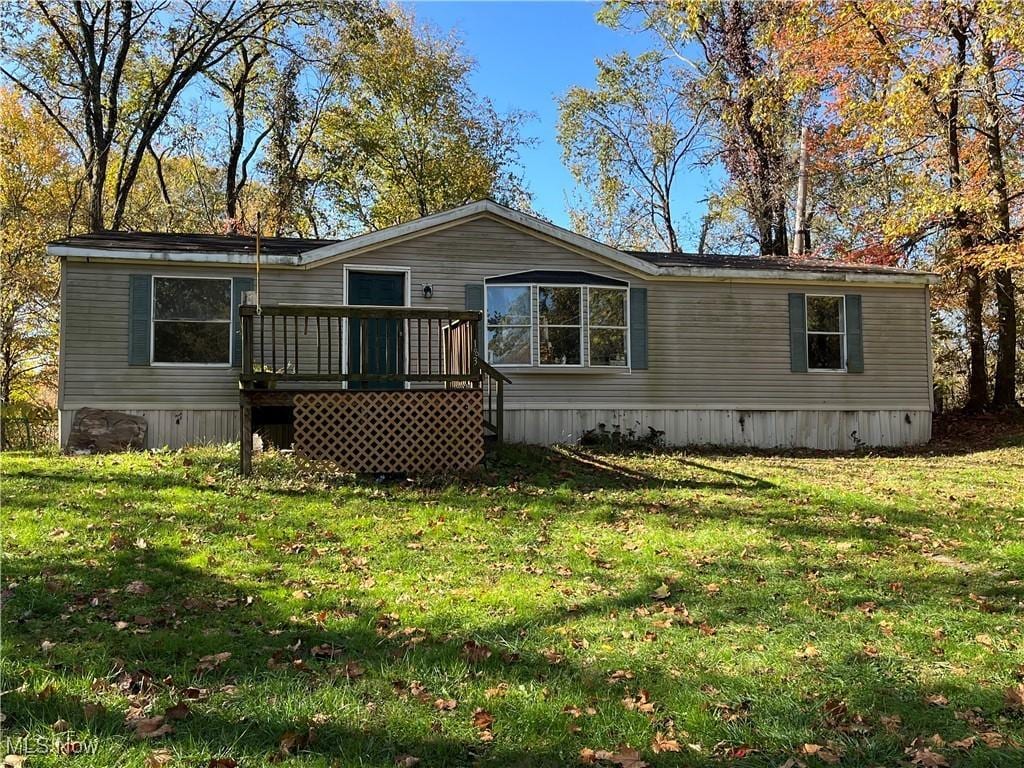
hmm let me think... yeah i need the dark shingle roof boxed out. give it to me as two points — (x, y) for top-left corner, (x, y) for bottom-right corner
(49, 230), (927, 277)
(626, 250), (923, 276)
(50, 231), (339, 256)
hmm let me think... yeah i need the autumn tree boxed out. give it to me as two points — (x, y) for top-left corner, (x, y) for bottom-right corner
(781, 0), (1022, 410)
(0, 0), (294, 232)
(0, 89), (76, 406)
(558, 51), (703, 251)
(318, 9), (532, 233)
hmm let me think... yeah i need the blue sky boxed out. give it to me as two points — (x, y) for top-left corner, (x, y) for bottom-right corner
(407, 1), (720, 249)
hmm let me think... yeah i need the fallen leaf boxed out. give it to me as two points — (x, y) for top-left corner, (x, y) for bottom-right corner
(126, 580), (153, 595)
(3, 757), (27, 768)
(461, 640), (492, 663)
(52, 719), (70, 733)
(471, 708), (494, 730)
(650, 583), (671, 600)
(605, 747), (649, 767)
(797, 644), (820, 659)
(207, 759), (238, 768)
(1004, 683), (1024, 713)
(801, 743), (841, 764)
(908, 747), (949, 767)
(195, 652), (231, 674)
(433, 698), (457, 711)
(472, 707), (495, 741)
(924, 693), (949, 707)
(651, 732), (681, 753)
(622, 689), (655, 714)
(394, 756), (421, 767)
(145, 748), (174, 767)
(129, 715), (175, 740)
(978, 732), (1004, 748)
(543, 648), (565, 664)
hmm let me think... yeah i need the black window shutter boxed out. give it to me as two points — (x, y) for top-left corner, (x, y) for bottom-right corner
(629, 287), (648, 370)
(789, 293), (807, 373)
(232, 277), (254, 368)
(845, 294), (864, 373)
(464, 283), (485, 359)
(128, 274), (152, 366)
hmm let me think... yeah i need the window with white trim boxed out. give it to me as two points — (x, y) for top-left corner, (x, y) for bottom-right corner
(588, 287), (628, 367)
(806, 295), (845, 370)
(485, 285), (532, 365)
(152, 277), (232, 364)
(538, 286), (582, 366)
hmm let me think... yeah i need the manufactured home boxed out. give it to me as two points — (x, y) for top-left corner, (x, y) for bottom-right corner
(49, 200), (937, 471)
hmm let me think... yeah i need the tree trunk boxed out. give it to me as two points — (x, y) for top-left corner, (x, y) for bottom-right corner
(963, 265), (989, 412)
(993, 270), (1018, 408)
(979, 31), (1018, 409)
(946, 14), (988, 410)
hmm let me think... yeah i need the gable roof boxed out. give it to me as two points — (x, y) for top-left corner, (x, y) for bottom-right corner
(47, 199), (937, 285)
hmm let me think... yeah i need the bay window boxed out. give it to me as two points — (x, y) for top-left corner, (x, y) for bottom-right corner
(483, 273), (633, 369)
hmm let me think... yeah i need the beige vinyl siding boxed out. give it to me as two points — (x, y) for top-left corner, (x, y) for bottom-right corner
(60, 216), (931, 413)
(332, 217), (932, 411)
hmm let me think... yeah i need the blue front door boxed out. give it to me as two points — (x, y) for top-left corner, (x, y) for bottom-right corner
(347, 271), (405, 390)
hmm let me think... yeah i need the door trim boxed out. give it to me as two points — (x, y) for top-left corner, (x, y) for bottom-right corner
(342, 265), (412, 388)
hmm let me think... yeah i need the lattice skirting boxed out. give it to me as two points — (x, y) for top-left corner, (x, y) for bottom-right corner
(292, 390), (484, 473)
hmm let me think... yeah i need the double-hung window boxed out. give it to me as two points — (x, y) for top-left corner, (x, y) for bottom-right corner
(485, 285), (532, 365)
(806, 295), (846, 371)
(588, 287), (628, 367)
(152, 277), (232, 364)
(538, 286), (582, 366)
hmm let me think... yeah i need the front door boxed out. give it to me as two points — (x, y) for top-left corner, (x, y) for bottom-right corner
(347, 271), (405, 390)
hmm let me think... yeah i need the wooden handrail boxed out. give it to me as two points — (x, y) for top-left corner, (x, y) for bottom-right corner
(478, 359), (512, 384)
(240, 304), (481, 321)
(240, 304), (484, 386)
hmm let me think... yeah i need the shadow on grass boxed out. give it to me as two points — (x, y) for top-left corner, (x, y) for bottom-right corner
(3, 446), (1023, 766)
(4, 538), (1023, 766)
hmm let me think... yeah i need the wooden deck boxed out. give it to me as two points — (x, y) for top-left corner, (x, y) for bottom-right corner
(238, 303), (508, 475)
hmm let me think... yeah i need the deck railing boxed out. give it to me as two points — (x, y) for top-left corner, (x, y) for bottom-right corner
(239, 304), (483, 386)
(238, 303), (510, 474)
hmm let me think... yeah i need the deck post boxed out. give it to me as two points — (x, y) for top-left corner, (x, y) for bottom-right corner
(495, 379), (504, 444)
(240, 401), (252, 476)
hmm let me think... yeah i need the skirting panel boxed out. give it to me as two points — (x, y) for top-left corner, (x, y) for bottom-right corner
(292, 390), (484, 473)
(60, 408), (239, 450)
(503, 408), (932, 450)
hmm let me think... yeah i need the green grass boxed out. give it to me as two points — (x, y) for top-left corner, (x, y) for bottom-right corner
(2, 438), (1023, 767)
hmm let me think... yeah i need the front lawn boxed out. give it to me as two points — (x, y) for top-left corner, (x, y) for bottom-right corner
(2, 439), (1023, 767)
